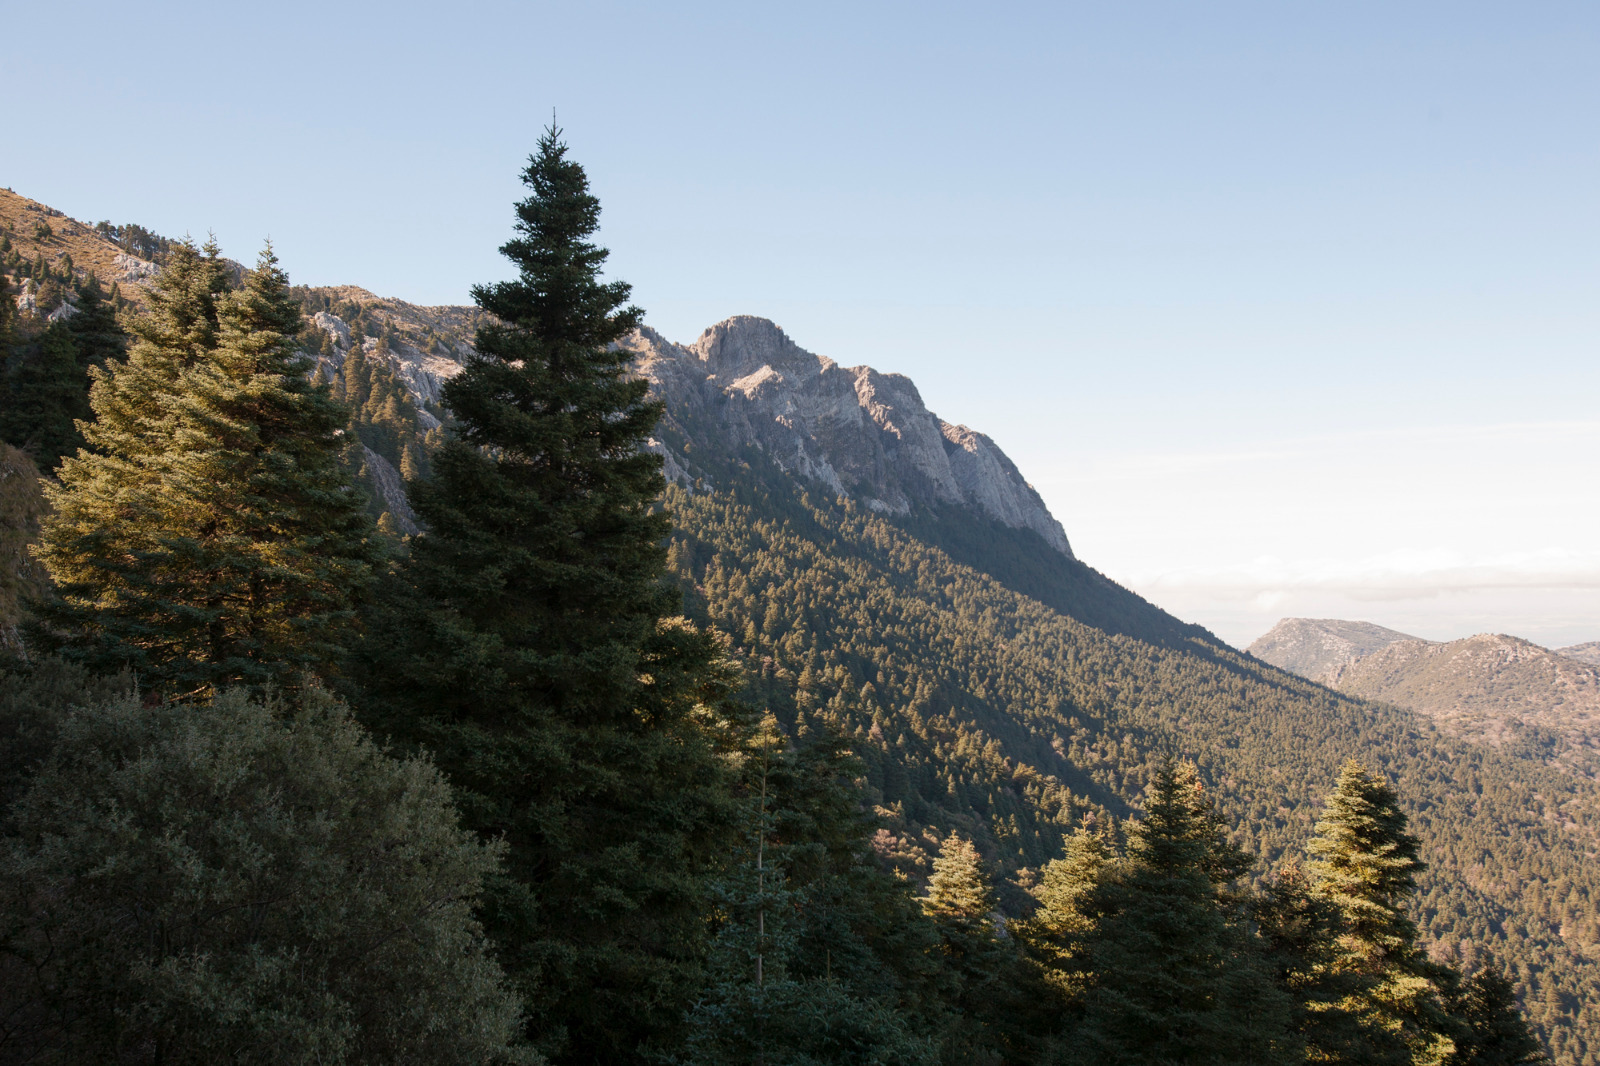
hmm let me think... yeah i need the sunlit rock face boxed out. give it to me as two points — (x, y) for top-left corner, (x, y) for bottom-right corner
(623, 316), (1073, 557)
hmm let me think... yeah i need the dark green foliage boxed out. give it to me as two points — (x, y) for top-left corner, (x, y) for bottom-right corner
(675, 727), (941, 1066)
(0, 274), (129, 471)
(0, 320), (85, 470)
(1447, 967), (1548, 1065)
(32, 245), (379, 695)
(1251, 865), (1372, 1061)
(0, 682), (531, 1065)
(1027, 758), (1291, 1065)
(0, 443), (49, 654)
(352, 128), (740, 1063)
(655, 463), (1585, 1062)
(67, 275), (128, 371)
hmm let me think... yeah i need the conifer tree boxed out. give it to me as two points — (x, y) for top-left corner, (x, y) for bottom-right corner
(679, 724), (942, 1066)
(1016, 828), (1112, 1040)
(1049, 759), (1290, 1066)
(34, 246), (378, 694)
(1251, 863), (1369, 1062)
(0, 275), (129, 471)
(921, 834), (1014, 1061)
(1445, 966), (1546, 1065)
(352, 126), (744, 1063)
(1307, 761), (1458, 1065)
(0, 320), (86, 469)
(67, 274), (128, 371)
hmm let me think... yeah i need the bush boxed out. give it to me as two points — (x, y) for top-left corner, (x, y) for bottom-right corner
(0, 685), (534, 1065)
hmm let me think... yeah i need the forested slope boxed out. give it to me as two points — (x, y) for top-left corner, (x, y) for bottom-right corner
(661, 441), (1600, 1064)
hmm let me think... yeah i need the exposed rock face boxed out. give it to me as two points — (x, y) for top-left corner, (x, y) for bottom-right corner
(1247, 617), (1423, 684)
(361, 446), (420, 536)
(299, 309), (1071, 556)
(622, 317), (1072, 556)
(306, 313), (462, 408)
(112, 252), (159, 283)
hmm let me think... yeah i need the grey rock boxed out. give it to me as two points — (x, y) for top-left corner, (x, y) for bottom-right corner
(112, 252), (159, 283)
(622, 317), (1073, 556)
(362, 445), (420, 536)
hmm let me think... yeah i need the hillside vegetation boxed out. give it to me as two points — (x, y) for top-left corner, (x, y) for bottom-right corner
(660, 437), (1600, 1062)
(0, 145), (1583, 1063)
(1254, 620), (1600, 779)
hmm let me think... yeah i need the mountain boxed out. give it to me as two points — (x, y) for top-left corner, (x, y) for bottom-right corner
(1254, 620), (1600, 780)
(1562, 641), (1600, 667)
(1247, 616), (1425, 683)
(623, 317), (1071, 555)
(8, 193), (1600, 1062)
(0, 188), (176, 305)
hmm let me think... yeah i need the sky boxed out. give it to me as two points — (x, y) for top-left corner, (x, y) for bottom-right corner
(5, 1), (1597, 648)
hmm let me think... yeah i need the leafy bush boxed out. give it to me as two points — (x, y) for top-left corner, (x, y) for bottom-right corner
(0, 684), (533, 1065)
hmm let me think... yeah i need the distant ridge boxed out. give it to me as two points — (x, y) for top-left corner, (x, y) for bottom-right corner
(1559, 640), (1600, 667)
(1246, 617), (1424, 684)
(1252, 618), (1600, 778)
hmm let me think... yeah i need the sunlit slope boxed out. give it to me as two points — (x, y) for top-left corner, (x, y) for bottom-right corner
(663, 463), (1600, 1065)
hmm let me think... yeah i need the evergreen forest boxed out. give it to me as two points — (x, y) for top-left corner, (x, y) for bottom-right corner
(0, 129), (1589, 1065)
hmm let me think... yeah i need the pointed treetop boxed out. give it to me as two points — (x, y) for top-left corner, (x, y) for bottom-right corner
(923, 834), (995, 924)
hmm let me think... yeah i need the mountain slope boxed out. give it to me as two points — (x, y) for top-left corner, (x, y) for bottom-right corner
(1253, 620), (1600, 779)
(659, 462), (1600, 1064)
(1562, 642), (1600, 667)
(1248, 616), (1426, 683)
(8, 193), (1596, 1062)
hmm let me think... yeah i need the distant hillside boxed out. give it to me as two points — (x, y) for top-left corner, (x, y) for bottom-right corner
(1562, 641), (1600, 667)
(1253, 619), (1600, 779)
(0, 188), (173, 308)
(1330, 634), (1600, 778)
(1247, 616), (1424, 683)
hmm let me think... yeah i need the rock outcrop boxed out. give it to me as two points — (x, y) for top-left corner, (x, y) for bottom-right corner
(623, 317), (1072, 556)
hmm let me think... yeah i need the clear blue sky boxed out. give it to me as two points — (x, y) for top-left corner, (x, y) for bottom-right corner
(7, 1), (1598, 645)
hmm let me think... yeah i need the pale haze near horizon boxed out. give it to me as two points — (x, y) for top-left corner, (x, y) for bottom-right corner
(4, 1), (1596, 650)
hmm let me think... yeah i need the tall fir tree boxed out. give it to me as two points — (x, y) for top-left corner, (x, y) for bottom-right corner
(0, 320), (86, 470)
(1444, 966), (1547, 1065)
(1047, 758), (1291, 1066)
(0, 275), (129, 471)
(676, 724), (939, 1066)
(33, 246), (378, 694)
(352, 126), (745, 1064)
(1251, 863), (1371, 1062)
(1015, 828), (1113, 1048)
(1307, 761), (1459, 1065)
(67, 274), (129, 371)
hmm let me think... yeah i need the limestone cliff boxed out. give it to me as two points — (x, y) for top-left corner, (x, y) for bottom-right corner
(622, 316), (1073, 556)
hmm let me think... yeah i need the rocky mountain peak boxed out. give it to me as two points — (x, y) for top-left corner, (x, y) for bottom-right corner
(625, 317), (1073, 557)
